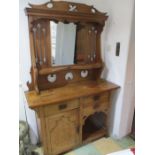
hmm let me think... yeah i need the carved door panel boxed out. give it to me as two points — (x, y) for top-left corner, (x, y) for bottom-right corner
(45, 109), (80, 155)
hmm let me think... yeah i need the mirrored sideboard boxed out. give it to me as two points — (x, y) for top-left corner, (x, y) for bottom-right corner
(24, 1), (119, 155)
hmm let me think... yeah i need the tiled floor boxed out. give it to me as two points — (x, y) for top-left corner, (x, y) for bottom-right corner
(33, 136), (134, 155)
(65, 136), (135, 155)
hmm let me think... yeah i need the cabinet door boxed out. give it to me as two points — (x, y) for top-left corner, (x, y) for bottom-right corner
(45, 109), (80, 155)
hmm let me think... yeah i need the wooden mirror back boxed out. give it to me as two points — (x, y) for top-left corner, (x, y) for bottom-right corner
(25, 1), (108, 94)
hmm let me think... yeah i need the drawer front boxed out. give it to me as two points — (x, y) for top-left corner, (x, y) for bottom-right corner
(83, 92), (109, 108)
(83, 92), (110, 117)
(44, 99), (79, 117)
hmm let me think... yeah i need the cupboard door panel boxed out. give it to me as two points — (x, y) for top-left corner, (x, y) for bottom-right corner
(46, 109), (80, 155)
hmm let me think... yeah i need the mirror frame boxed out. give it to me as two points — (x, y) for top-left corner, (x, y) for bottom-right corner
(25, 1), (108, 94)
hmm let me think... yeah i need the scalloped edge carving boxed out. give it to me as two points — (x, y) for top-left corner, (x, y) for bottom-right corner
(28, 1), (107, 16)
(47, 74), (57, 83)
(81, 70), (89, 78)
(27, 67), (39, 94)
(82, 111), (107, 126)
(65, 72), (74, 81)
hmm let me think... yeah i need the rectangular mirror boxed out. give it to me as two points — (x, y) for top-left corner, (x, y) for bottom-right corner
(50, 21), (77, 66)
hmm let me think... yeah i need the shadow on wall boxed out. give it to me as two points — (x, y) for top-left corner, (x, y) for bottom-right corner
(101, 64), (121, 137)
(103, 14), (113, 44)
(102, 65), (109, 80)
(108, 90), (121, 136)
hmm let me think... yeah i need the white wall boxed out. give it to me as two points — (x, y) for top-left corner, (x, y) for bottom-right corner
(19, 0), (135, 143)
(100, 0), (135, 138)
(19, 86), (26, 121)
(119, 11), (135, 138)
(101, 1), (135, 138)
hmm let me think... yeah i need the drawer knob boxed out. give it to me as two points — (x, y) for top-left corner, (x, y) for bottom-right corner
(59, 104), (67, 110)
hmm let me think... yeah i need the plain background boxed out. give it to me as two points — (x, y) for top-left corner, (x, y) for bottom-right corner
(0, 0), (155, 155)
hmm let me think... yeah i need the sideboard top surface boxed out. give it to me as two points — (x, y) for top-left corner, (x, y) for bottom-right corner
(25, 80), (119, 109)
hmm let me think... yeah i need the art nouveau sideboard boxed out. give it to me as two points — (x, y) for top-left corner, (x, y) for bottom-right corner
(24, 1), (119, 155)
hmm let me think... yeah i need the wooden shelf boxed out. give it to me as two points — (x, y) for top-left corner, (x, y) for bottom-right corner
(39, 63), (103, 75)
(83, 128), (107, 144)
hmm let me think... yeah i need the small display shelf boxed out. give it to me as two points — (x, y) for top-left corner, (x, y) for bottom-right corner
(39, 62), (103, 75)
(83, 128), (107, 144)
(82, 112), (107, 142)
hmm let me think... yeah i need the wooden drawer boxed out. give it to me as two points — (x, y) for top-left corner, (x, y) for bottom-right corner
(83, 92), (109, 108)
(83, 93), (110, 117)
(44, 99), (79, 117)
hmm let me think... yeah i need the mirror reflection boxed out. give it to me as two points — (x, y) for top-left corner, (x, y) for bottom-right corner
(50, 21), (77, 66)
